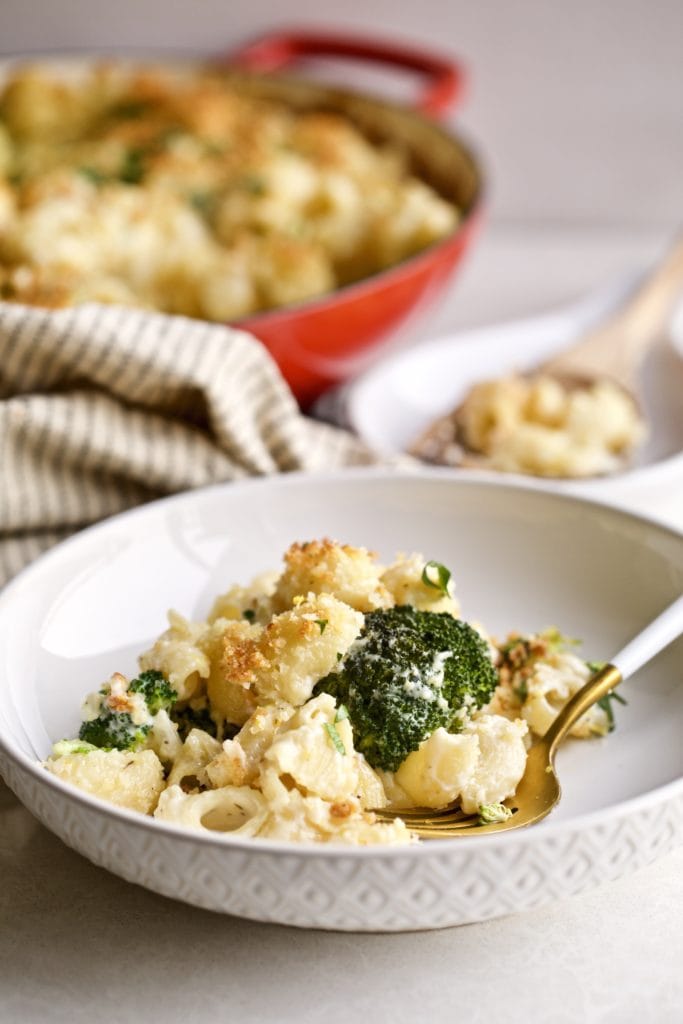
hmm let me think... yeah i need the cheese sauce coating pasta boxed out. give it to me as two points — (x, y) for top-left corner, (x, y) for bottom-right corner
(44, 540), (612, 845)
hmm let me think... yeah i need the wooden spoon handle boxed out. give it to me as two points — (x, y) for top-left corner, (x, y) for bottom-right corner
(542, 235), (683, 391)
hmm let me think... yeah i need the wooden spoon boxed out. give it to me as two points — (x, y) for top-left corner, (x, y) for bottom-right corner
(411, 236), (683, 475)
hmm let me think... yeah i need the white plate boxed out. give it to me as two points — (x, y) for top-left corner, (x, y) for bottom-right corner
(341, 281), (683, 526)
(0, 470), (681, 931)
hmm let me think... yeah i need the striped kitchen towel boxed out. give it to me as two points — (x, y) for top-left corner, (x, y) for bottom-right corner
(0, 301), (383, 587)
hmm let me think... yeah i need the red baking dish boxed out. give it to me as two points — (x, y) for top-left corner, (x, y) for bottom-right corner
(221, 30), (484, 407)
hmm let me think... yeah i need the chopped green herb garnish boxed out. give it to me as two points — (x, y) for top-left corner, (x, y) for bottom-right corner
(587, 660), (607, 674)
(336, 651), (343, 662)
(240, 174), (267, 196)
(119, 148), (145, 184)
(499, 628), (579, 665)
(324, 722), (346, 756)
(544, 627), (580, 650)
(111, 99), (151, 120)
(316, 619), (328, 634)
(204, 140), (228, 157)
(514, 679), (528, 702)
(334, 704), (349, 723)
(158, 126), (185, 147)
(596, 690), (627, 733)
(78, 166), (109, 185)
(242, 609), (256, 623)
(189, 190), (217, 216)
(421, 561), (452, 598)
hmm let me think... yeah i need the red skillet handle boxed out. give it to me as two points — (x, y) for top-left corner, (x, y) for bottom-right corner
(224, 29), (465, 118)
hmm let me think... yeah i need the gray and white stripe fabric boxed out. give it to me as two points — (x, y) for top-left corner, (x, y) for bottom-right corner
(0, 302), (380, 588)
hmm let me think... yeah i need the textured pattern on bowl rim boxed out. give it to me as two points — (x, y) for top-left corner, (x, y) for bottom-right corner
(1, 747), (681, 932)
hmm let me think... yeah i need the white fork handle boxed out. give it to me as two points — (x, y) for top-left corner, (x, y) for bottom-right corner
(612, 593), (683, 680)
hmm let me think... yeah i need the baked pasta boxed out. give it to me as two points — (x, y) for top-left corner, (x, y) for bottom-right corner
(413, 373), (645, 478)
(43, 539), (620, 845)
(0, 62), (459, 318)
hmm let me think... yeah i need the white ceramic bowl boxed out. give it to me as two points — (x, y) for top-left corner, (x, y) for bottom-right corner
(0, 470), (681, 932)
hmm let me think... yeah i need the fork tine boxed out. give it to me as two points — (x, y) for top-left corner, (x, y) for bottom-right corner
(374, 812), (479, 832)
(393, 814), (473, 826)
(402, 817), (476, 829)
(394, 809), (470, 820)
(375, 806), (472, 824)
(374, 802), (523, 834)
(410, 819), (478, 832)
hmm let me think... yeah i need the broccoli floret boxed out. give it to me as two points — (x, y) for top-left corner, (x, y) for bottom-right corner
(129, 670), (177, 714)
(78, 710), (150, 751)
(78, 670), (177, 751)
(314, 606), (497, 772)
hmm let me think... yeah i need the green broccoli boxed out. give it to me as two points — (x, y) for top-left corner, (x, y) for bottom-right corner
(78, 670), (178, 751)
(314, 606), (497, 772)
(128, 670), (177, 715)
(78, 709), (150, 751)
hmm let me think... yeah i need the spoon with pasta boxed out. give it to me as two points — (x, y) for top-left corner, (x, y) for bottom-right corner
(374, 592), (683, 837)
(411, 236), (683, 478)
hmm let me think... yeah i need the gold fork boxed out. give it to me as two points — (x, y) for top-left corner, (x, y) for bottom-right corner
(374, 593), (683, 838)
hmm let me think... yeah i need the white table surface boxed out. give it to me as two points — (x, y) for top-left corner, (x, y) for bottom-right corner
(1, 225), (681, 1024)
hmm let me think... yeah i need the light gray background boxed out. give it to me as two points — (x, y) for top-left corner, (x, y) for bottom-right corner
(1, 0), (681, 230)
(0, 3), (681, 1022)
